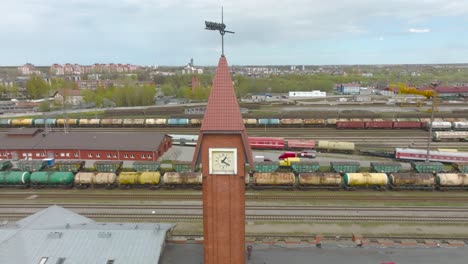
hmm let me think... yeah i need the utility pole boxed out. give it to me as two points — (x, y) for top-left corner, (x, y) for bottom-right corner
(425, 82), (438, 162)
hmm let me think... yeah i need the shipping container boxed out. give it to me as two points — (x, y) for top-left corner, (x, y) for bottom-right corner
(254, 162), (279, 173)
(30, 171), (74, 187)
(389, 173), (435, 190)
(133, 161), (161, 172)
(298, 173), (342, 187)
(370, 162), (401, 173)
(331, 161), (360, 173)
(0, 171), (31, 186)
(343, 173), (388, 188)
(411, 162), (444, 173)
(253, 172), (295, 187)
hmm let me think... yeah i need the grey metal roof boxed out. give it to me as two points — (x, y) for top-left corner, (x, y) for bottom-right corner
(0, 206), (175, 264)
(0, 131), (168, 151)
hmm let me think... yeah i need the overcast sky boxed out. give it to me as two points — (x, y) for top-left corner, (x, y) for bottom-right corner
(2, 0), (468, 66)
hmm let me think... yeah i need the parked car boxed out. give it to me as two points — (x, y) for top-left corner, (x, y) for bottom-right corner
(278, 152), (296, 160)
(298, 150), (317, 159)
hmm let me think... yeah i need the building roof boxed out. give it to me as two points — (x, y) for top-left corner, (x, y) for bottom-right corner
(193, 56), (253, 167)
(200, 56), (245, 132)
(0, 131), (168, 151)
(0, 206), (174, 264)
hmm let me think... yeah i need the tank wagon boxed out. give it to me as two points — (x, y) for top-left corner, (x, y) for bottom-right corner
(388, 173), (435, 190)
(433, 131), (468, 141)
(298, 173), (342, 189)
(74, 172), (117, 189)
(344, 173), (388, 190)
(436, 173), (468, 190)
(30, 171), (74, 188)
(318, 141), (355, 154)
(253, 172), (295, 189)
(0, 171), (31, 188)
(118, 171), (161, 189)
(162, 172), (202, 189)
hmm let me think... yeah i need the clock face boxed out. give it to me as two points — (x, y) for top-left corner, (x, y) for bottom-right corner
(209, 148), (237, 174)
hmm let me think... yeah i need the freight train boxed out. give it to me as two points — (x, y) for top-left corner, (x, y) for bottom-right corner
(1, 160), (468, 191)
(1, 117), (467, 131)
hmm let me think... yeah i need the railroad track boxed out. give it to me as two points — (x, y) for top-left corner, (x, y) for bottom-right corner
(1, 212), (468, 223)
(2, 192), (468, 202)
(2, 204), (468, 212)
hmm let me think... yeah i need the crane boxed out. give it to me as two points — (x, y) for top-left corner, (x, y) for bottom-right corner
(393, 83), (439, 113)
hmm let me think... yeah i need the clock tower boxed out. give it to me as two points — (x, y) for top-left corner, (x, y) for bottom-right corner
(192, 55), (253, 264)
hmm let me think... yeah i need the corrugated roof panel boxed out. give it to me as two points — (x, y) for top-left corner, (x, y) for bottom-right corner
(0, 206), (174, 264)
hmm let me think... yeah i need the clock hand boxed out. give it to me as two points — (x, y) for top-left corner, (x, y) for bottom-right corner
(222, 159), (230, 166)
(221, 157), (227, 163)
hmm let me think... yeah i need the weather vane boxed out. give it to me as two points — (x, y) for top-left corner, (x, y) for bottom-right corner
(205, 7), (234, 56)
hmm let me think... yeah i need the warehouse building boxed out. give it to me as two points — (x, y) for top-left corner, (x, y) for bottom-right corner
(0, 206), (174, 264)
(0, 128), (172, 162)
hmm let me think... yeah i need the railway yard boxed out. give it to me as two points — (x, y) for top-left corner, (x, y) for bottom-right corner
(2, 110), (468, 251)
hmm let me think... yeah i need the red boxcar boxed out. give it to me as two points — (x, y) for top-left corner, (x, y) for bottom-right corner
(392, 121), (422, 129)
(248, 137), (285, 149)
(365, 121), (393, 129)
(285, 139), (316, 150)
(336, 121), (365, 129)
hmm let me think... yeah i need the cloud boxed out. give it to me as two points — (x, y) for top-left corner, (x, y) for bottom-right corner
(378, 36), (384, 41)
(408, 28), (431, 33)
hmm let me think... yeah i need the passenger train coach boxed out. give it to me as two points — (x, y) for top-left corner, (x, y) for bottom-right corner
(1, 117), (467, 131)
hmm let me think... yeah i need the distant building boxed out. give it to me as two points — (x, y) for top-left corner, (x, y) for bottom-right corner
(337, 84), (361, 95)
(53, 89), (84, 106)
(17, 63), (41, 75)
(289, 91), (326, 97)
(0, 205), (174, 264)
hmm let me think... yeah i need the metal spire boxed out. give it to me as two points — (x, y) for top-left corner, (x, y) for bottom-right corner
(205, 7), (234, 56)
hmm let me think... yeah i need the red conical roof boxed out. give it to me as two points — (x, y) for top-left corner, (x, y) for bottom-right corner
(192, 56), (253, 168)
(200, 56), (245, 131)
